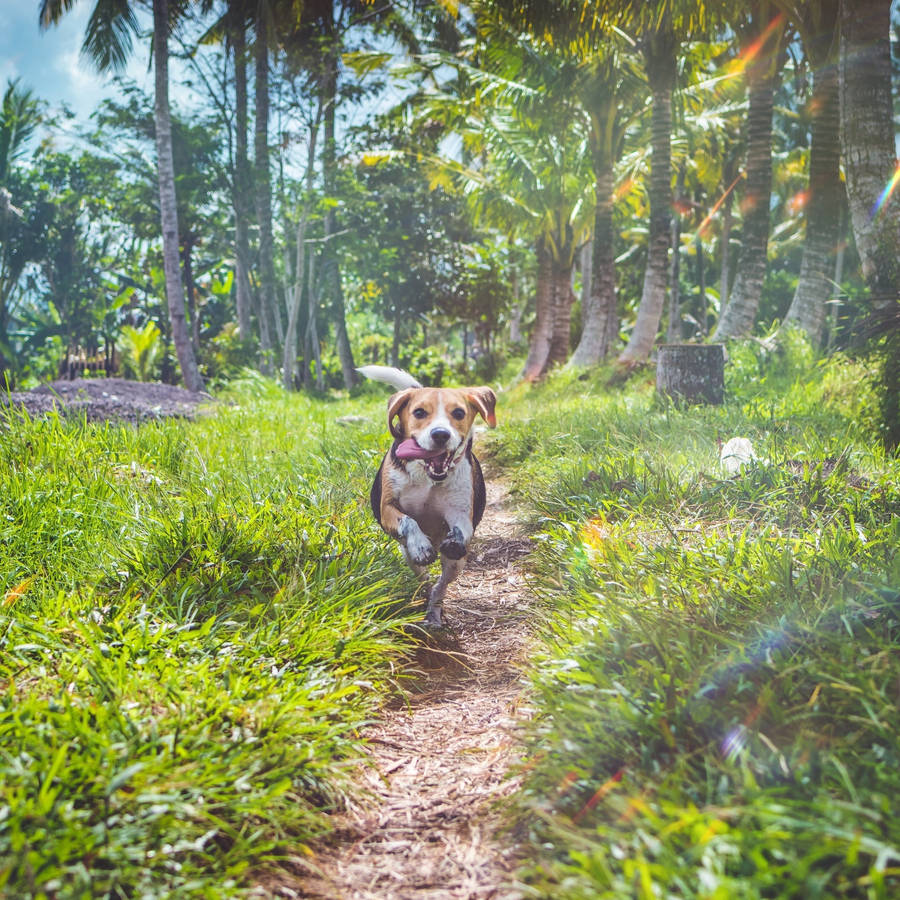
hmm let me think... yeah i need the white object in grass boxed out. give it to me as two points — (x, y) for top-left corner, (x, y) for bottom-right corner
(720, 437), (756, 475)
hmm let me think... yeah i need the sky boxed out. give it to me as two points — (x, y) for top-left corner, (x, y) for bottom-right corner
(0, 2), (205, 138)
(0, 1), (396, 159)
(1, 4), (149, 117)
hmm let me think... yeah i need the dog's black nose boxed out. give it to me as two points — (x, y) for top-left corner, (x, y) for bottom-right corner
(430, 427), (451, 446)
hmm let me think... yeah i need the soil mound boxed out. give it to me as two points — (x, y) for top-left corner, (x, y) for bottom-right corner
(2, 377), (212, 425)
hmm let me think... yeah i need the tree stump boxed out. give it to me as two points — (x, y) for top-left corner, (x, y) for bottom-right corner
(656, 343), (725, 405)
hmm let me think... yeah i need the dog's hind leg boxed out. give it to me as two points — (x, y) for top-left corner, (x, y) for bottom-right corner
(424, 554), (466, 626)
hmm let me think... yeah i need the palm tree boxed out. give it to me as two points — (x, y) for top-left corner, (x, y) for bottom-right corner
(568, 49), (644, 368)
(839, 0), (899, 302)
(713, 3), (787, 340)
(39, 0), (204, 391)
(229, 1), (254, 342)
(253, 0), (278, 373)
(477, 1), (645, 368)
(780, 0), (842, 345)
(617, 13), (678, 364)
(0, 80), (42, 383)
(414, 34), (594, 379)
(278, 0), (371, 390)
(449, 45), (594, 379)
(838, 0), (900, 447)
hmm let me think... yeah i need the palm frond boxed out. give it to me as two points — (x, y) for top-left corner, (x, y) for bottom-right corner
(82, 0), (141, 73)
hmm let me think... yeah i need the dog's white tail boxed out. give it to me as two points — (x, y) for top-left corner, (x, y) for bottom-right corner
(356, 366), (422, 390)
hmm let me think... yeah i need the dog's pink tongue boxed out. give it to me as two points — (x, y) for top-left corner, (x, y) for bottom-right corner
(395, 438), (445, 460)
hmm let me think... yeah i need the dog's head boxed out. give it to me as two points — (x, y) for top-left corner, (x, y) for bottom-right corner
(387, 386), (497, 481)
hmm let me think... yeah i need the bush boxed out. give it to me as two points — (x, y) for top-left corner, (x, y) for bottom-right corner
(118, 321), (162, 382)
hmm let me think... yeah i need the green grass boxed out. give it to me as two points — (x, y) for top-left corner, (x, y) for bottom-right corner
(4, 346), (898, 898)
(485, 348), (900, 898)
(0, 381), (419, 897)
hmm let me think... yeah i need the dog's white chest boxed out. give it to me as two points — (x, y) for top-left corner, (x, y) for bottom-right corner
(389, 458), (473, 521)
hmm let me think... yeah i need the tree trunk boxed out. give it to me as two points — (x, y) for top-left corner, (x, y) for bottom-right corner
(657, 343), (725, 405)
(509, 268), (525, 344)
(182, 238), (199, 353)
(282, 116), (319, 391)
(254, 3), (276, 374)
(618, 24), (677, 364)
(282, 213), (309, 390)
(153, 0), (203, 392)
(392, 303), (402, 368)
(580, 239), (592, 327)
(232, 16), (253, 342)
(548, 254), (575, 365)
(783, 0), (842, 345)
(719, 185), (733, 328)
(570, 158), (618, 367)
(826, 205), (847, 350)
(840, 0), (900, 448)
(714, 11), (785, 340)
(303, 249), (322, 390)
(695, 228), (706, 331)
(322, 25), (357, 390)
(667, 165), (685, 343)
(840, 0), (900, 302)
(520, 237), (555, 381)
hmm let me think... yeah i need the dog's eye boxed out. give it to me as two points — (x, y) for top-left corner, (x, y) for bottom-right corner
(451, 408), (466, 420)
(412, 408), (428, 420)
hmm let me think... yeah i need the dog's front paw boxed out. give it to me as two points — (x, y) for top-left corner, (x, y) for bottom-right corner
(440, 526), (467, 560)
(407, 535), (436, 566)
(400, 517), (436, 566)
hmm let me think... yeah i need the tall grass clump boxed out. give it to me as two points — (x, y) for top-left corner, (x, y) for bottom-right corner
(490, 348), (900, 898)
(0, 387), (416, 897)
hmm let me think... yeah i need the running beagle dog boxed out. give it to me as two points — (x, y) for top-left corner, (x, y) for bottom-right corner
(358, 366), (497, 626)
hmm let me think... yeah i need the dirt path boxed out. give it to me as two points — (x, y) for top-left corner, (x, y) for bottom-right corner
(290, 480), (532, 900)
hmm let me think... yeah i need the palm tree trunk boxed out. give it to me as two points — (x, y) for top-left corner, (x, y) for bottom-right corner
(548, 253), (575, 365)
(840, 0), (900, 448)
(719, 187), (733, 326)
(391, 302), (402, 368)
(304, 249), (322, 390)
(509, 267), (525, 344)
(695, 229), (706, 329)
(569, 141), (618, 367)
(667, 164), (685, 342)
(839, 0), (900, 301)
(182, 238), (199, 353)
(521, 237), (555, 381)
(714, 12), (785, 340)
(618, 25), (677, 364)
(254, 2), (276, 374)
(282, 213), (309, 389)
(282, 117), (319, 391)
(826, 205), (846, 350)
(232, 16), (253, 341)
(783, 0), (841, 344)
(321, 39), (357, 390)
(153, 0), (203, 392)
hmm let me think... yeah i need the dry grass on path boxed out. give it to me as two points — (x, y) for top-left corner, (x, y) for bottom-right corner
(277, 480), (533, 900)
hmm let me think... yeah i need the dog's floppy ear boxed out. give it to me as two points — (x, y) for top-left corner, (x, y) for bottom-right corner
(387, 388), (414, 438)
(467, 387), (497, 428)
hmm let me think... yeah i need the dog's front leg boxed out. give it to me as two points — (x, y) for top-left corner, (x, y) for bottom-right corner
(379, 498), (436, 568)
(397, 515), (436, 567)
(438, 506), (474, 561)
